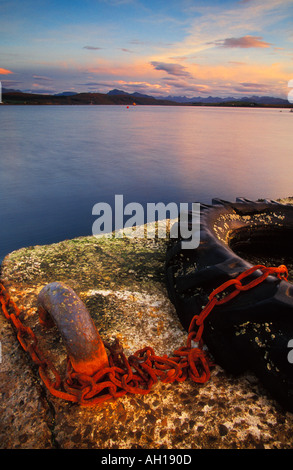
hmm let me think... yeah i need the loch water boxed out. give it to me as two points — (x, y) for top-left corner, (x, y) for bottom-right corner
(0, 105), (292, 262)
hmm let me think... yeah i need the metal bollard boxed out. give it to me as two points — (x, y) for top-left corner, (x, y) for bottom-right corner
(37, 281), (109, 376)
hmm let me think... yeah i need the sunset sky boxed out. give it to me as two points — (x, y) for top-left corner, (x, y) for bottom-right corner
(1, 0), (293, 98)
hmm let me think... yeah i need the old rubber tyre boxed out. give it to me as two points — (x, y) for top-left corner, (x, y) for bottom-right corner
(166, 198), (293, 412)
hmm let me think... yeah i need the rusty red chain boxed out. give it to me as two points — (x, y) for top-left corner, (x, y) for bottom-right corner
(0, 264), (288, 406)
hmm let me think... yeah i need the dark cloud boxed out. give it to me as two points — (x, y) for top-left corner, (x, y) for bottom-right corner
(239, 82), (268, 89)
(161, 77), (177, 81)
(77, 82), (113, 88)
(150, 61), (191, 77)
(234, 82), (269, 93)
(120, 48), (134, 53)
(83, 46), (103, 50)
(213, 35), (271, 48)
(32, 75), (53, 81)
(161, 76), (209, 94)
(170, 82), (208, 93)
(1, 80), (22, 87)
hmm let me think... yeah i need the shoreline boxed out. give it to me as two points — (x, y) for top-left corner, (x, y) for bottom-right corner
(2, 90), (292, 108)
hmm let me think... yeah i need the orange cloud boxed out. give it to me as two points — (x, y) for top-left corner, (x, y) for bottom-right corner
(150, 61), (192, 78)
(185, 61), (290, 96)
(0, 68), (13, 75)
(213, 35), (271, 49)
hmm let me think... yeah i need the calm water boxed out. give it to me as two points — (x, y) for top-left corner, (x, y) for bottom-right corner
(0, 105), (292, 263)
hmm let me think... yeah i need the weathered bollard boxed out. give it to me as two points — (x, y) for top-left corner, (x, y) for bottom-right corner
(37, 282), (109, 376)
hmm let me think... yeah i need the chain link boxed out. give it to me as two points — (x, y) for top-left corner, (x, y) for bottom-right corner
(0, 264), (288, 406)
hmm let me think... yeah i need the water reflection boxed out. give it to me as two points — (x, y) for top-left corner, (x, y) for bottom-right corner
(0, 105), (292, 262)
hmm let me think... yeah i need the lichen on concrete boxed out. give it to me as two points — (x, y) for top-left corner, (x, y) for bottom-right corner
(1, 211), (293, 449)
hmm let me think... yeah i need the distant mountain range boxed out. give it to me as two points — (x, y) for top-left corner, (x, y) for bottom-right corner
(1, 87), (292, 107)
(107, 89), (289, 106)
(165, 94), (290, 105)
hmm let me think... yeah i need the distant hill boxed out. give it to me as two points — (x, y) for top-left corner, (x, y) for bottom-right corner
(1, 89), (177, 106)
(107, 89), (129, 96)
(2, 87), (23, 93)
(54, 91), (78, 96)
(1, 88), (292, 107)
(107, 89), (153, 99)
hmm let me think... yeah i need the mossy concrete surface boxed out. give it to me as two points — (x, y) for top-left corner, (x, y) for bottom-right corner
(1, 213), (293, 449)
